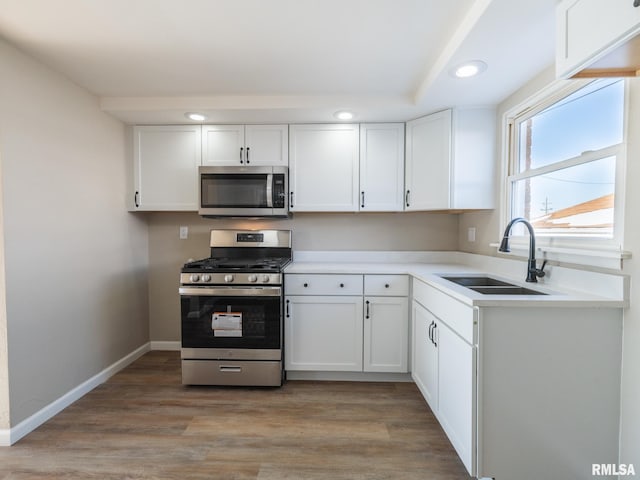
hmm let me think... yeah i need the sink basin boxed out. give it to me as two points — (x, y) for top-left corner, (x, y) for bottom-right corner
(439, 275), (548, 296)
(468, 286), (547, 296)
(440, 276), (516, 287)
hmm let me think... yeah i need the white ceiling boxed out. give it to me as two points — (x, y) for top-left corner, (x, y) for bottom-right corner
(0, 0), (557, 124)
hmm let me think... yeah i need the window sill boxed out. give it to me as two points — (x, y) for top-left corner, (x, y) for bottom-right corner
(489, 242), (632, 271)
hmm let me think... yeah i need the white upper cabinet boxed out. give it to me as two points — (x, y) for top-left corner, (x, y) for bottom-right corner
(359, 123), (405, 211)
(557, 0), (640, 78)
(404, 108), (495, 211)
(289, 124), (360, 212)
(202, 124), (288, 166)
(132, 125), (202, 211)
(405, 110), (451, 211)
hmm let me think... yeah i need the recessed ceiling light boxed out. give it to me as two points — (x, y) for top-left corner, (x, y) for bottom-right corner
(334, 110), (354, 121)
(185, 112), (207, 121)
(451, 60), (487, 78)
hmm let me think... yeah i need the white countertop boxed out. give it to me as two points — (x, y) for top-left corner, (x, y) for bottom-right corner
(284, 257), (627, 308)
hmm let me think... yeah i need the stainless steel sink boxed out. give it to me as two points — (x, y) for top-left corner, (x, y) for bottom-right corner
(440, 275), (548, 296)
(440, 276), (515, 287)
(468, 286), (547, 296)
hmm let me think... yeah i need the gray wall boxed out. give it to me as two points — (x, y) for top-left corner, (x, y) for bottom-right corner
(147, 211), (459, 341)
(0, 38), (150, 426)
(0, 149), (9, 429)
(458, 67), (640, 469)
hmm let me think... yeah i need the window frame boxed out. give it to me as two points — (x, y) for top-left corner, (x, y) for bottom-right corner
(500, 78), (629, 265)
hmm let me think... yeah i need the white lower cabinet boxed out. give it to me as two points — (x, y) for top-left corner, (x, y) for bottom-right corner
(285, 274), (408, 373)
(411, 300), (438, 410)
(412, 279), (476, 476)
(436, 317), (476, 476)
(285, 295), (363, 371)
(364, 296), (408, 372)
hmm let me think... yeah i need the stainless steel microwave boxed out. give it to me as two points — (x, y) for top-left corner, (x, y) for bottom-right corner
(198, 166), (289, 217)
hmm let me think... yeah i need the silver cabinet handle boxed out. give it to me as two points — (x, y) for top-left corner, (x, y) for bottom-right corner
(134, 191), (140, 208)
(365, 300), (370, 319)
(405, 190), (411, 207)
(246, 147), (250, 164)
(290, 191), (294, 208)
(286, 299), (290, 318)
(361, 191), (365, 208)
(240, 147), (244, 164)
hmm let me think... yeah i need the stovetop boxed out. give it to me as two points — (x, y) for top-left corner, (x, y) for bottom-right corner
(182, 256), (291, 274)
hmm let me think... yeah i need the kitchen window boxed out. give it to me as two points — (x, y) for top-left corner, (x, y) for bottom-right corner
(504, 78), (628, 266)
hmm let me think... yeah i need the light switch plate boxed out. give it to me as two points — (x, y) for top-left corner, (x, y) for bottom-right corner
(179, 226), (188, 240)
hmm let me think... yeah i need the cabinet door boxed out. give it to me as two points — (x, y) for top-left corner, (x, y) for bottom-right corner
(450, 108), (495, 209)
(411, 301), (438, 411)
(244, 125), (288, 166)
(285, 296), (363, 371)
(289, 124), (360, 211)
(202, 125), (245, 165)
(364, 297), (408, 372)
(557, 0), (640, 77)
(438, 320), (476, 476)
(405, 110), (452, 211)
(359, 124), (405, 211)
(132, 125), (201, 211)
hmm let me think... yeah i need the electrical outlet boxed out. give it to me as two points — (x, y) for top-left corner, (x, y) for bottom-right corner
(467, 227), (476, 243)
(179, 226), (188, 240)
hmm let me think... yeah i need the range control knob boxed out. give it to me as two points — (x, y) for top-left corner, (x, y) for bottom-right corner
(224, 274), (234, 283)
(261, 275), (270, 283)
(248, 274), (258, 283)
(190, 274), (200, 283)
(201, 274), (211, 282)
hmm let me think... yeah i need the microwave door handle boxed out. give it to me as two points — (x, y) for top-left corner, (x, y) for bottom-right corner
(266, 173), (273, 208)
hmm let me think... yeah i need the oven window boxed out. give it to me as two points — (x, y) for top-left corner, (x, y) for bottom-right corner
(181, 294), (281, 349)
(201, 174), (268, 208)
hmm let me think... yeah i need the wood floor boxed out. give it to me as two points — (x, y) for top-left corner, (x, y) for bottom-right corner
(0, 351), (470, 479)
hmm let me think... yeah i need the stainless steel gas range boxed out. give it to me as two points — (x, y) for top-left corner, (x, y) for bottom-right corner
(179, 229), (291, 386)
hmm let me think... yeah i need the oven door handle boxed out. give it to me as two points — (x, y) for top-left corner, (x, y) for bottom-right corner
(266, 173), (274, 208)
(179, 287), (282, 297)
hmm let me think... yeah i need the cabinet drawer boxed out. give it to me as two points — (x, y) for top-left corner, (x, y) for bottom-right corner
(285, 274), (363, 295)
(413, 278), (476, 344)
(364, 275), (409, 296)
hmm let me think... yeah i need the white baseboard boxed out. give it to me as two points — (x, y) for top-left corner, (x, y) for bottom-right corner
(286, 371), (413, 382)
(150, 341), (180, 351)
(0, 428), (9, 447)
(0, 342), (151, 446)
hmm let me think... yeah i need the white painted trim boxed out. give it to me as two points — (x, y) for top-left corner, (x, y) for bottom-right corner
(150, 341), (180, 351)
(412, 0), (493, 103)
(0, 342), (151, 446)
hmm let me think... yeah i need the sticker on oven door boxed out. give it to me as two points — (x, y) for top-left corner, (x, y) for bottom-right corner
(212, 312), (242, 337)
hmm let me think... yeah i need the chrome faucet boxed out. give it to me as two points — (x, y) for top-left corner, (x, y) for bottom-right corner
(498, 217), (547, 283)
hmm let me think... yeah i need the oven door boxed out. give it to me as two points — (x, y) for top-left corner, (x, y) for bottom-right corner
(179, 286), (282, 360)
